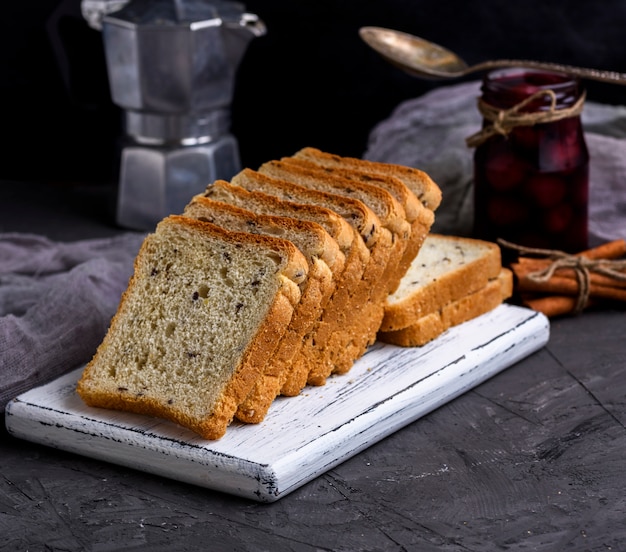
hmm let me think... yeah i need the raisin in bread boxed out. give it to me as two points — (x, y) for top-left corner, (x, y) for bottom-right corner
(380, 234), (503, 333)
(77, 215), (308, 440)
(183, 196), (342, 423)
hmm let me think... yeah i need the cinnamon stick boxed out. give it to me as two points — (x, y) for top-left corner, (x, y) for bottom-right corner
(578, 239), (626, 260)
(515, 274), (626, 301)
(522, 295), (597, 317)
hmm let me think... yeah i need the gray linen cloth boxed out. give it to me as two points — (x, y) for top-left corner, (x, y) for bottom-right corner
(364, 80), (626, 244)
(0, 232), (145, 410)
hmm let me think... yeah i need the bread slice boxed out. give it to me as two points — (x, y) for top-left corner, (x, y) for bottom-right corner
(379, 268), (513, 347)
(380, 234), (503, 333)
(231, 168), (391, 386)
(76, 215), (308, 440)
(281, 155), (435, 284)
(292, 146), (442, 212)
(183, 196), (342, 423)
(200, 179), (370, 396)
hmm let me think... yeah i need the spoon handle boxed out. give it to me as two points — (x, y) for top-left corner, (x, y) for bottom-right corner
(470, 60), (626, 85)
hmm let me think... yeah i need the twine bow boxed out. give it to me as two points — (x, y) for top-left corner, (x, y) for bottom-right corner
(498, 239), (626, 313)
(466, 89), (586, 148)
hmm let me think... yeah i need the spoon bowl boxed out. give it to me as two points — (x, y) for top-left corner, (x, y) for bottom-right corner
(359, 26), (626, 84)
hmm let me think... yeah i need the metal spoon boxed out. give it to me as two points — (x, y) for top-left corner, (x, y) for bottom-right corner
(359, 26), (626, 84)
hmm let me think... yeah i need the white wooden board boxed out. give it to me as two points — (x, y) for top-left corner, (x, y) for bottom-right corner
(5, 304), (549, 502)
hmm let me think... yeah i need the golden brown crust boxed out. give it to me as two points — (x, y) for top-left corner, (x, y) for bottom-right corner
(195, 178), (373, 397)
(263, 159), (410, 237)
(287, 161), (436, 283)
(285, 153), (436, 246)
(206, 173), (375, 397)
(398, 219), (432, 276)
(185, 196), (343, 277)
(286, 160), (423, 223)
(280, 225), (369, 395)
(236, 257), (333, 423)
(251, 160), (425, 380)
(199, 287), (298, 438)
(171, 215), (310, 291)
(292, 146), (442, 211)
(307, 227), (394, 384)
(258, 159), (410, 292)
(267, 157), (428, 296)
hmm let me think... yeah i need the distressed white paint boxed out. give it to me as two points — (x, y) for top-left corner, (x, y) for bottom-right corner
(5, 304), (549, 502)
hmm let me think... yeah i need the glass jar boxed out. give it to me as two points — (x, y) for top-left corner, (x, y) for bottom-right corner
(471, 68), (589, 253)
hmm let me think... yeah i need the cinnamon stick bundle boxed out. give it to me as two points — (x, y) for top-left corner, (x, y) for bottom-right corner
(507, 239), (626, 317)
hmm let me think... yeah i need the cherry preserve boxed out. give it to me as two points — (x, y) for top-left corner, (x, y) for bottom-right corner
(472, 68), (589, 253)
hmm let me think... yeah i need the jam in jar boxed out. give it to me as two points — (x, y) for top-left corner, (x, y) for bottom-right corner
(471, 68), (589, 253)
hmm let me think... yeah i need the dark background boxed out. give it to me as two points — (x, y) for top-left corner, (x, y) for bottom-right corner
(3, 0), (626, 186)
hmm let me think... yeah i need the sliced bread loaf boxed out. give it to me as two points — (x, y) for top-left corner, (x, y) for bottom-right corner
(231, 168), (391, 386)
(76, 215), (308, 440)
(379, 268), (513, 347)
(183, 196), (342, 423)
(200, 179), (370, 396)
(381, 234), (503, 333)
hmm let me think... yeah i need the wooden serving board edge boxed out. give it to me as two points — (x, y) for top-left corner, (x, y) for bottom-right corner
(5, 304), (550, 502)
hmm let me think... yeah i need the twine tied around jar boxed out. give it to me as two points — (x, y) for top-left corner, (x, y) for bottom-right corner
(466, 89), (586, 148)
(498, 239), (626, 313)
